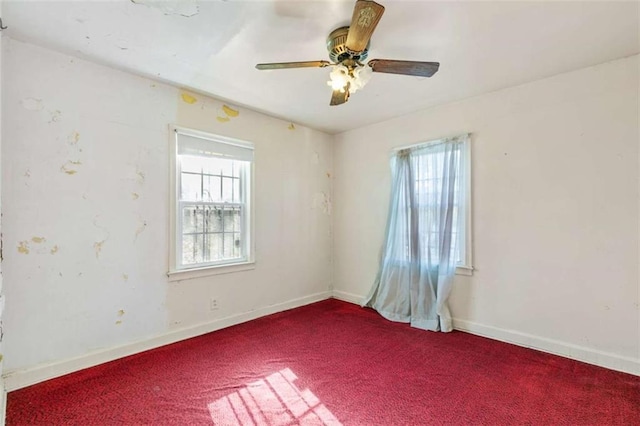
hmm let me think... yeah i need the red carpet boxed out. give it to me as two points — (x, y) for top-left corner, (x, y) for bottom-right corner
(7, 299), (640, 425)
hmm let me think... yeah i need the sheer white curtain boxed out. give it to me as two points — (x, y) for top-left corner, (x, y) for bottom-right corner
(364, 135), (468, 332)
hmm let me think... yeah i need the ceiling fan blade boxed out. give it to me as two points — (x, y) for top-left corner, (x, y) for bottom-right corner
(345, 0), (385, 53)
(256, 61), (331, 70)
(368, 60), (440, 77)
(330, 86), (350, 106)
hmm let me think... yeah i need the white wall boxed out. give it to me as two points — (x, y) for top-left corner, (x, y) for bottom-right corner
(0, 0), (5, 421)
(333, 55), (640, 374)
(2, 38), (333, 387)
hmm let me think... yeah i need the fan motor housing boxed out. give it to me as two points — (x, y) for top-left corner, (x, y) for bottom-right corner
(327, 26), (369, 63)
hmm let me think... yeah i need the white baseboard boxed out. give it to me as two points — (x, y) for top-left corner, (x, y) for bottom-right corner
(453, 318), (640, 376)
(332, 290), (365, 305)
(4, 291), (332, 392)
(333, 291), (640, 376)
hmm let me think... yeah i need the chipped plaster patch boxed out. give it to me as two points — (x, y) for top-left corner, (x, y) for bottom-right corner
(181, 93), (197, 104)
(288, 123), (296, 130)
(50, 245), (59, 255)
(115, 320), (122, 325)
(21, 98), (44, 111)
(117, 309), (125, 317)
(31, 236), (46, 244)
(131, 192), (140, 200)
(17, 241), (30, 254)
(122, 273), (129, 281)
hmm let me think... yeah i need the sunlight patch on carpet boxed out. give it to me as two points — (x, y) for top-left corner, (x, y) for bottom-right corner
(208, 368), (342, 426)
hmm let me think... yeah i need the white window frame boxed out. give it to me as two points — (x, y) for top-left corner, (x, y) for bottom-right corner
(392, 134), (473, 276)
(168, 125), (255, 281)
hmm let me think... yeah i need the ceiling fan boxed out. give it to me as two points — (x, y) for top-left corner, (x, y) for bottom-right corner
(255, 0), (440, 106)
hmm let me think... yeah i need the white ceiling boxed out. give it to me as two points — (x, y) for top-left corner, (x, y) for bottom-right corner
(4, 0), (639, 134)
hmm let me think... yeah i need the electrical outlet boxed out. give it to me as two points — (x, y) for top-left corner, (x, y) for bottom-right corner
(210, 299), (219, 311)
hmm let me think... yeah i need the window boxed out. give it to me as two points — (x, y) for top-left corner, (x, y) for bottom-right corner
(394, 134), (472, 274)
(169, 126), (254, 278)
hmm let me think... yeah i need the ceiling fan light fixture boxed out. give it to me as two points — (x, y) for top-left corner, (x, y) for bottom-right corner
(327, 64), (350, 92)
(327, 63), (372, 95)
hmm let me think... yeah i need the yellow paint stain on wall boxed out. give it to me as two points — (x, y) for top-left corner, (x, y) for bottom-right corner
(31, 236), (46, 243)
(222, 105), (239, 117)
(50, 245), (59, 255)
(181, 93), (198, 104)
(131, 192), (139, 200)
(288, 123), (296, 130)
(115, 320), (122, 325)
(216, 116), (230, 123)
(60, 163), (78, 175)
(17, 241), (30, 254)
(117, 309), (125, 317)
(122, 273), (129, 281)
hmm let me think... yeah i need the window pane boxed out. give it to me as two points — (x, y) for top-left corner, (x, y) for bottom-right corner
(222, 177), (233, 202)
(233, 178), (241, 202)
(207, 207), (223, 232)
(181, 173), (201, 201)
(233, 232), (242, 258)
(223, 208), (240, 232)
(182, 234), (203, 265)
(205, 233), (223, 262)
(223, 233), (235, 258)
(203, 175), (222, 202)
(181, 156), (203, 174)
(182, 206), (204, 234)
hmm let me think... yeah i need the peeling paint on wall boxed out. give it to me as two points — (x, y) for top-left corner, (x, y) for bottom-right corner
(136, 169), (146, 184)
(21, 98), (43, 111)
(93, 240), (105, 258)
(17, 241), (30, 255)
(48, 110), (62, 123)
(68, 131), (80, 144)
(312, 192), (332, 216)
(60, 162), (79, 175)
(312, 152), (320, 164)
(181, 93), (197, 104)
(135, 218), (148, 241)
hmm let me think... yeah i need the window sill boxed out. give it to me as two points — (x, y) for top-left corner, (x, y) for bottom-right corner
(167, 261), (255, 282)
(456, 265), (474, 276)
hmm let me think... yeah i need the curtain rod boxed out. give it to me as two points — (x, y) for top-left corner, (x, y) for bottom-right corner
(391, 133), (471, 152)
